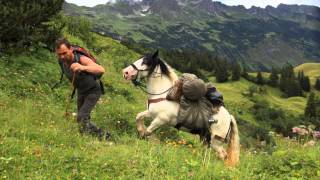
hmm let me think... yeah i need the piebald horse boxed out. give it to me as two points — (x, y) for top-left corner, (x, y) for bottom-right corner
(122, 51), (240, 166)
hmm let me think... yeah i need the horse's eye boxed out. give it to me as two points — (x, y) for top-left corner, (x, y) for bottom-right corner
(142, 58), (147, 65)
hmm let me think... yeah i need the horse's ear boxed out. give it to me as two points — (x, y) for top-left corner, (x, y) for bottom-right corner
(152, 50), (159, 59)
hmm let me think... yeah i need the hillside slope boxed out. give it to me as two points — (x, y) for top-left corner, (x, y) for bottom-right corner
(0, 33), (319, 179)
(295, 63), (320, 84)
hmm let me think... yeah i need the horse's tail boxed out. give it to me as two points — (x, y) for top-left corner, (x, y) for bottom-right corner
(225, 115), (240, 166)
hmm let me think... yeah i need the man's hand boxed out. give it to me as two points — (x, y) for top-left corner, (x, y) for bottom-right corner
(70, 63), (86, 72)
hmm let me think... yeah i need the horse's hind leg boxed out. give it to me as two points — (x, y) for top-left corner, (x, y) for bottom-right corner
(211, 135), (227, 160)
(136, 110), (150, 136)
(200, 133), (211, 147)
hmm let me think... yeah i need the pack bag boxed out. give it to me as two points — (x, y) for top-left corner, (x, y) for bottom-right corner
(167, 73), (206, 101)
(170, 73), (212, 136)
(181, 73), (207, 101)
(52, 45), (105, 97)
(205, 83), (223, 106)
(167, 73), (223, 106)
(168, 73), (224, 137)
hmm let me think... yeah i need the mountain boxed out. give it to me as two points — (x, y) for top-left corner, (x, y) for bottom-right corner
(63, 0), (320, 70)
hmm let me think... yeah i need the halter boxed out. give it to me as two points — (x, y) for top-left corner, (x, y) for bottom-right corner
(130, 63), (173, 96)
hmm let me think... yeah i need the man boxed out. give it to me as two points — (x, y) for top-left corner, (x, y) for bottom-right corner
(55, 38), (110, 140)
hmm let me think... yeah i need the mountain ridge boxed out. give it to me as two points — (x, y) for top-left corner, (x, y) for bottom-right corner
(63, 0), (320, 70)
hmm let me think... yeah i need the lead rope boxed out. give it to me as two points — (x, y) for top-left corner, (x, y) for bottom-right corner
(134, 80), (172, 96)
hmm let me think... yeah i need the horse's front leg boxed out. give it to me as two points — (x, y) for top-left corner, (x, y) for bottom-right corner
(136, 110), (150, 136)
(144, 117), (167, 136)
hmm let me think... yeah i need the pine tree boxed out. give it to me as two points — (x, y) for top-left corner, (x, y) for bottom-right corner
(279, 63), (302, 97)
(314, 78), (320, 91)
(231, 63), (241, 81)
(0, 0), (64, 53)
(286, 79), (302, 97)
(215, 57), (229, 83)
(297, 70), (311, 92)
(268, 67), (279, 87)
(279, 64), (293, 91)
(305, 92), (317, 118)
(256, 71), (264, 85)
(242, 67), (249, 80)
(297, 71), (304, 84)
(302, 76), (311, 92)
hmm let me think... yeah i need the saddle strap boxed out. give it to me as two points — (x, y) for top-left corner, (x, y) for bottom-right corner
(148, 98), (166, 109)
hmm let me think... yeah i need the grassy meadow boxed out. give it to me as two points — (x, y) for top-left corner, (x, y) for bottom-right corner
(0, 34), (319, 179)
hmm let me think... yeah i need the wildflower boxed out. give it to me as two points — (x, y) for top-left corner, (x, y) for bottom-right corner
(304, 140), (316, 147)
(292, 126), (309, 136)
(313, 131), (320, 139)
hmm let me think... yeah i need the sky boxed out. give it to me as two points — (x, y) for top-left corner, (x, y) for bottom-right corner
(65, 0), (320, 8)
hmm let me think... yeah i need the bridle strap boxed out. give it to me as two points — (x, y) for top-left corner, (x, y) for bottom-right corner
(130, 63), (139, 71)
(130, 63), (149, 72)
(130, 63), (149, 83)
(130, 63), (172, 95)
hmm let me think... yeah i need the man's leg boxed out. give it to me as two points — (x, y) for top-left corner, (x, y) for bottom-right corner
(77, 93), (103, 138)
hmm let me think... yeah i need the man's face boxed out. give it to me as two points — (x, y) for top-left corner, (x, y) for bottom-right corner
(56, 44), (73, 62)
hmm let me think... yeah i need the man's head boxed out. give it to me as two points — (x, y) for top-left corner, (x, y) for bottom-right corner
(55, 38), (73, 62)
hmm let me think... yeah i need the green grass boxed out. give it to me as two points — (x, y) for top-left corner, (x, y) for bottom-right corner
(210, 77), (306, 117)
(295, 63), (320, 84)
(0, 33), (319, 179)
(1, 94), (319, 179)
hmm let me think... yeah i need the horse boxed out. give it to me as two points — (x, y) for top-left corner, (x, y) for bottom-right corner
(122, 50), (240, 166)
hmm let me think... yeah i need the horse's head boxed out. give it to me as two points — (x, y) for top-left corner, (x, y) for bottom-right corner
(122, 50), (170, 82)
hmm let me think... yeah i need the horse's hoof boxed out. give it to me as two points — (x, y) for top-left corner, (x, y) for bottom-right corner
(145, 130), (152, 136)
(218, 152), (227, 160)
(137, 130), (146, 137)
(138, 130), (151, 138)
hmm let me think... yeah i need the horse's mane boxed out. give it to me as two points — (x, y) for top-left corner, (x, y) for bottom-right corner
(165, 62), (178, 82)
(143, 54), (178, 82)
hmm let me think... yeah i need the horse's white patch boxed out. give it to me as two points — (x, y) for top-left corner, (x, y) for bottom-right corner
(210, 106), (232, 140)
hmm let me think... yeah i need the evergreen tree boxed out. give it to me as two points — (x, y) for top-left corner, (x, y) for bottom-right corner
(256, 71), (264, 85)
(268, 67), (279, 87)
(297, 70), (310, 92)
(297, 71), (304, 85)
(279, 64), (293, 92)
(314, 78), (320, 91)
(215, 57), (229, 82)
(1, 0), (64, 53)
(286, 79), (302, 97)
(305, 92), (317, 118)
(302, 76), (311, 92)
(279, 64), (302, 97)
(231, 63), (241, 81)
(242, 67), (249, 80)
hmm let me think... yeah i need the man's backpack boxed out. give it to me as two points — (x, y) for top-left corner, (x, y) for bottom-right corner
(52, 45), (105, 97)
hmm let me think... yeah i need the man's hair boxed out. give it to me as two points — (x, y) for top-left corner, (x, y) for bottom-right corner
(55, 38), (71, 50)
